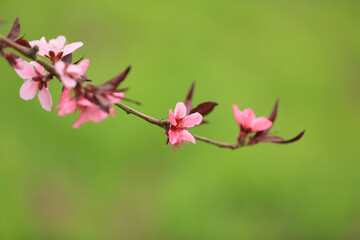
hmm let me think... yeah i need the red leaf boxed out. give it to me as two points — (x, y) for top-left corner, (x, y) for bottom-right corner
(80, 75), (92, 82)
(122, 97), (141, 106)
(7, 18), (20, 41)
(269, 99), (279, 122)
(184, 82), (195, 114)
(62, 53), (72, 65)
(94, 94), (111, 113)
(117, 87), (129, 92)
(15, 37), (31, 48)
(4, 52), (20, 68)
(73, 55), (84, 65)
(199, 119), (208, 125)
(98, 66), (131, 91)
(259, 130), (305, 144)
(190, 101), (218, 117)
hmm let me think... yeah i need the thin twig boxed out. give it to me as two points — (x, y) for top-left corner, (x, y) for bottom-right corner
(193, 135), (241, 149)
(115, 102), (169, 128)
(0, 33), (242, 150)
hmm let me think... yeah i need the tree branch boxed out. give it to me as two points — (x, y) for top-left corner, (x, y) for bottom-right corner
(0, 34), (55, 73)
(0, 34), (242, 150)
(115, 102), (241, 149)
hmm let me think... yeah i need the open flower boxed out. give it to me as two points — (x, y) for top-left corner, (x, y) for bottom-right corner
(248, 100), (305, 145)
(15, 59), (52, 111)
(167, 102), (202, 146)
(56, 66), (130, 128)
(232, 104), (272, 133)
(54, 59), (90, 89)
(56, 88), (117, 128)
(29, 36), (83, 63)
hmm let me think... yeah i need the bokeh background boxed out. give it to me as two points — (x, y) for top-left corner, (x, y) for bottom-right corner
(1, 0), (359, 239)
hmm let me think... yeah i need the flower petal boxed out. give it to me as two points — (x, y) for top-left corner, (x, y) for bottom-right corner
(232, 104), (243, 126)
(65, 65), (81, 76)
(54, 61), (65, 75)
(63, 42), (83, 56)
(174, 102), (187, 119)
(106, 92), (124, 104)
(181, 112), (202, 128)
(57, 98), (77, 116)
(112, 92), (124, 98)
(38, 87), (52, 111)
(56, 88), (70, 110)
(169, 109), (177, 126)
(55, 61), (77, 88)
(62, 75), (77, 89)
(13, 58), (25, 70)
(77, 97), (96, 107)
(168, 129), (181, 145)
(19, 80), (38, 100)
(29, 37), (49, 56)
(109, 107), (115, 117)
(77, 59), (90, 76)
(49, 36), (66, 54)
(179, 130), (196, 144)
(72, 106), (108, 128)
(88, 107), (109, 122)
(72, 109), (90, 129)
(242, 108), (256, 129)
(250, 117), (272, 132)
(15, 60), (36, 79)
(30, 61), (45, 75)
(66, 59), (89, 77)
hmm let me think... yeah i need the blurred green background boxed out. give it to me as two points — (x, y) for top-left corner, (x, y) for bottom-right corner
(1, 0), (359, 239)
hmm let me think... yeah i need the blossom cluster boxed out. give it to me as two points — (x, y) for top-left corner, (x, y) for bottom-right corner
(0, 18), (304, 150)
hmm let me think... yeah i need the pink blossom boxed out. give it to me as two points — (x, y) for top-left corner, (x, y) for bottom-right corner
(54, 59), (90, 89)
(168, 102), (202, 146)
(232, 104), (272, 132)
(56, 88), (116, 128)
(15, 59), (52, 111)
(29, 36), (83, 62)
